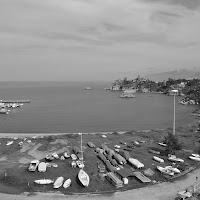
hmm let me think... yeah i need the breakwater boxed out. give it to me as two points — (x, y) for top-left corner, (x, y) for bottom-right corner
(0, 100), (30, 103)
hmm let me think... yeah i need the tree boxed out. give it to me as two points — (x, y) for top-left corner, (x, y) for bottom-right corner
(163, 132), (182, 154)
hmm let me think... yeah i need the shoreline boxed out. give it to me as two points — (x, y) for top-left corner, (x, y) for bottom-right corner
(0, 128), (165, 139)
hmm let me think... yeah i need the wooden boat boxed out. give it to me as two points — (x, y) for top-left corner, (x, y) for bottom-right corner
(78, 169), (90, 187)
(189, 156), (200, 161)
(63, 178), (71, 189)
(34, 179), (53, 184)
(153, 156), (164, 163)
(53, 176), (64, 189)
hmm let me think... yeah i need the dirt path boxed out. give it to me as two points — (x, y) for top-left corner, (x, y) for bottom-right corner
(0, 168), (200, 200)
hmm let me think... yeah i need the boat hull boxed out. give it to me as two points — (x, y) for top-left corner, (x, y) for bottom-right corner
(78, 169), (89, 187)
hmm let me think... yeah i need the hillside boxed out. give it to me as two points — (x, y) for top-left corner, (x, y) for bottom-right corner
(145, 69), (200, 82)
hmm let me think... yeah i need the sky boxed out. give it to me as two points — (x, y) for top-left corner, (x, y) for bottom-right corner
(0, 0), (200, 81)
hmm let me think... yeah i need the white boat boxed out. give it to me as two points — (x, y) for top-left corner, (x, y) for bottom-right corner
(191, 154), (200, 158)
(84, 87), (92, 90)
(158, 142), (167, 147)
(34, 179), (53, 185)
(71, 154), (77, 161)
(78, 169), (90, 187)
(52, 152), (59, 159)
(63, 178), (71, 189)
(77, 133), (90, 187)
(120, 93), (135, 98)
(29, 160), (40, 172)
(128, 158), (144, 169)
(38, 162), (47, 172)
(6, 141), (14, 146)
(168, 155), (184, 163)
(53, 176), (64, 189)
(76, 160), (84, 168)
(157, 166), (174, 176)
(165, 166), (180, 173)
(189, 156), (200, 161)
(153, 156), (164, 163)
(0, 108), (9, 114)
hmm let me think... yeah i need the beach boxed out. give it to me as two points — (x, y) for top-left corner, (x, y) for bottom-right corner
(0, 120), (200, 199)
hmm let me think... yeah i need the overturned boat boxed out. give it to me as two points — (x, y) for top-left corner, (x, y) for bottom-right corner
(34, 179), (53, 185)
(78, 169), (90, 187)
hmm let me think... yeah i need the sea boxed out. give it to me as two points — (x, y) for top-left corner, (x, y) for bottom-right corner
(0, 81), (197, 134)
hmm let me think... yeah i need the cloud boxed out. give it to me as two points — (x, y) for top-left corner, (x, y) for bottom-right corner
(0, 0), (200, 81)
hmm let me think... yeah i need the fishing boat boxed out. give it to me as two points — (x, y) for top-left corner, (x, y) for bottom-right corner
(34, 179), (53, 185)
(157, 166), (174, 176)
(63, 178), (71, 189)
(6, 141), (14, 146)
(191, 154), (200, 158)
(168, 155), (184, 163)
(153, 156), (164, 163)
(165, 166), (180, 173)
(189, 156), (200, 161)
(53, 176), (64, 189)
(77, 133), (90, 187)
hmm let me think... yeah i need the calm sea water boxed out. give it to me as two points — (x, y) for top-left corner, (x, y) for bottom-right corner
(0, 81), (197, 133)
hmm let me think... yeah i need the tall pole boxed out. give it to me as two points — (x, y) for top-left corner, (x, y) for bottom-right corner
(171, 90), (178, 135)
(173, 93), (176, 135)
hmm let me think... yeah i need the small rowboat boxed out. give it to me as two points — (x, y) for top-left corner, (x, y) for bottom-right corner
(63, 178), (71, 189)
(153, 156), (164, 163)
(53, 177), (64, 189)
(157, 166), (174, 176)
(34, 179), (53, 185)
(191, 154), (200, 158)
(158, 142), (167, 147)
(165, 166), (180, 173)
(38, 162), (47, 172)
(189, 156), (200, 161)
(6, 141), (14, 146)
(78, 169), (90, 187)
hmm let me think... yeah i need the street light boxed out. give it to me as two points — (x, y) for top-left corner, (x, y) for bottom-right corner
(171, 90), (178, 135)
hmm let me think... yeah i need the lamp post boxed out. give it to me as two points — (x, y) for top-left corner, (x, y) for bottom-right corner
(171, 90), (178, 135)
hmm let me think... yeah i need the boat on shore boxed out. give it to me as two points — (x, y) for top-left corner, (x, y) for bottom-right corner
(63, 178), (71, 189)
(53, 177), (64, 189)
(0, 108), (9, 114)
(78, 169), (90, 187)
(34, 179), (53, 185)
(77, 133), (90, 187)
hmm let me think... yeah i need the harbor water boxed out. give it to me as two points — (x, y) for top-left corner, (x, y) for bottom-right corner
(0, 81), (197, 133)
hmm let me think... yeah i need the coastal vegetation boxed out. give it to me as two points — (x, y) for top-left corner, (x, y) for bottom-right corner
(111, 76), (200, 105)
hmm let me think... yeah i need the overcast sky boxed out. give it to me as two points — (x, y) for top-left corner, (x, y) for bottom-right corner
(0, 0), (200, 81)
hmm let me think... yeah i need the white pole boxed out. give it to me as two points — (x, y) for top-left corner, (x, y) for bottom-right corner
(171, 90), (178, 135)
(173, 93), (175, 135)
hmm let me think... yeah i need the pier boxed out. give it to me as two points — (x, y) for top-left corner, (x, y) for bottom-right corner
(0, 100), (30, 103)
